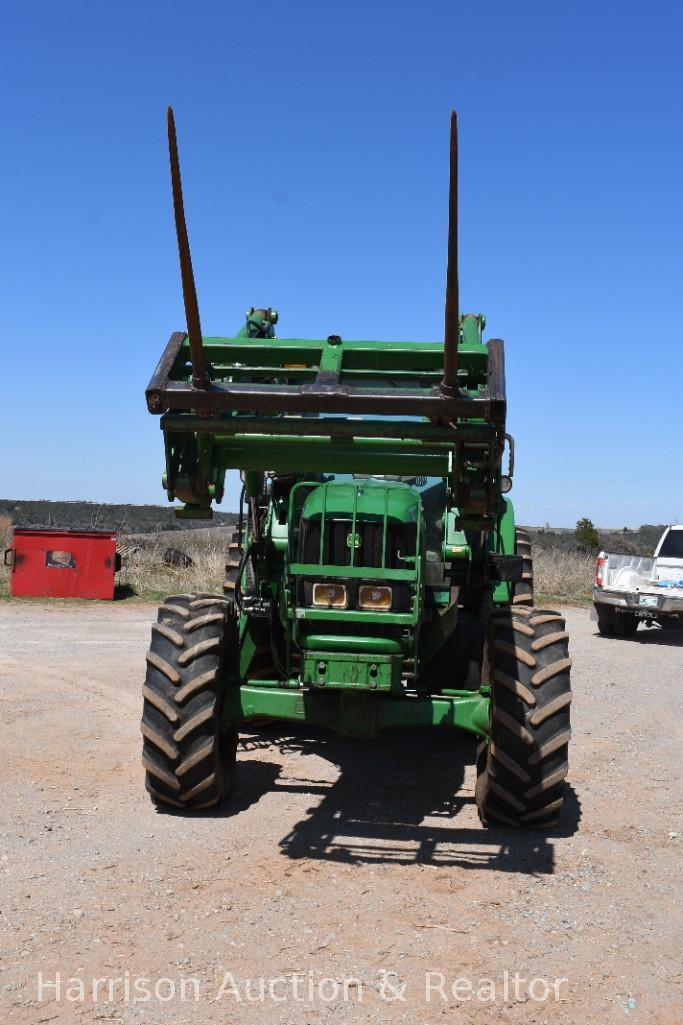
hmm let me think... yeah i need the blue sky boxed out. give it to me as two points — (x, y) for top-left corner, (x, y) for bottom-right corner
(1, 0), (681, 527)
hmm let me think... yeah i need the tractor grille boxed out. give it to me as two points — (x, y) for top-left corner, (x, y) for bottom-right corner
(300, 518), (416, 569)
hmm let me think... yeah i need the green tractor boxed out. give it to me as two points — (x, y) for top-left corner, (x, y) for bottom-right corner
(141, 109), (572, 828)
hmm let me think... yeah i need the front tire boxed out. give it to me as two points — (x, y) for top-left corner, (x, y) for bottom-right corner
(141, 593), (238, 810)
(476, 606), (572, 829)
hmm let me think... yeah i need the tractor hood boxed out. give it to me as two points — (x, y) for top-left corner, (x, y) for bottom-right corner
(300, 479), (421, 524)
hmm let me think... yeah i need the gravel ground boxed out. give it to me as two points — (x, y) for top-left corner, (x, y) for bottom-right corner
(0, 602), (681, 1024)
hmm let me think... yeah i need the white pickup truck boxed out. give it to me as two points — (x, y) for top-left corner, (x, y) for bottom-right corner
(593, 525), (683, 636)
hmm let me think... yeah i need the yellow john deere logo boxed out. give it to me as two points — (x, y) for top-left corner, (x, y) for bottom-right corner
(346, 532), (362, 549)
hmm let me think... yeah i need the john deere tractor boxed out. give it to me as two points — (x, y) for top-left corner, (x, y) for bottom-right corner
(141, 109), (572, 829)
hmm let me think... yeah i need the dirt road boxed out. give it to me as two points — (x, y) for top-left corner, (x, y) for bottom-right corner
(1, 602), (681, 1024)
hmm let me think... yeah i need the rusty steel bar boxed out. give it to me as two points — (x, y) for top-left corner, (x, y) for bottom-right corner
(167, 107), (209, 390)
(160, 411), (480, 442)
(442, 110), (460, 393)
(146, 377), (506, 421)
(146, 331), (186, 408)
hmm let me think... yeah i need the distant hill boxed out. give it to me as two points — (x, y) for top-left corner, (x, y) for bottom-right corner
(0, 499), (237, 536)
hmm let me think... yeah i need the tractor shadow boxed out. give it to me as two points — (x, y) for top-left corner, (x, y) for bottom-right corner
(234, 725), (581, 873)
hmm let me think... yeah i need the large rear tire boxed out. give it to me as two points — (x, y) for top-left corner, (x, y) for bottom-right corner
(476, 606), (572, 829)
(141, 593), (238, 810)
(512, 527), (534, 607)
(223, 530), (242, 597)
(223, 528), (256, 598)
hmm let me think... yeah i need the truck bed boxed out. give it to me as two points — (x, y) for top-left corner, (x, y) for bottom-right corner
(594, 543), (683, 622)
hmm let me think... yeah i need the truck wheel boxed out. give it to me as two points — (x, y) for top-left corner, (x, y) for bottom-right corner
(476, 606), (572, 829)
(595, 605), (615, 636)
(141, 593), (238, 810)
(512, 527), (534, 606)
(613, 613), (638, 637)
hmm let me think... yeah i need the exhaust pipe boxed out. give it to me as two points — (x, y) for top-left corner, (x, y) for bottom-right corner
(167, 107), (209, 390)
(442, 110), (459, 394)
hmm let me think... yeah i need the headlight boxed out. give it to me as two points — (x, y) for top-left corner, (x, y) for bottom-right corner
(500, 475), (513, 493)
(358, 584), (393, 610)
(312, 582), (348, 608)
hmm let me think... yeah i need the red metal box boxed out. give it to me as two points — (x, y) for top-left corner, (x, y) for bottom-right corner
(4, 529), (118, 600)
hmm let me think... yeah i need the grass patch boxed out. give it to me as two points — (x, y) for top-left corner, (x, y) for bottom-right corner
(119, 537), (226, 599)
(533, 548), (594, 606)
(536, 591), (592, 608)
